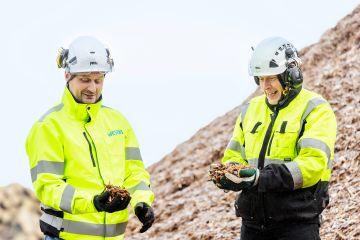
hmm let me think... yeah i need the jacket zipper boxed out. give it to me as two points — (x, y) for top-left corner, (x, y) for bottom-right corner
(258, 108), (278, 169)
(267, 133), (275, 156)
(83, 132), (96, 167)
(258, 107), (279, 226)
(84, 107), (106, 186)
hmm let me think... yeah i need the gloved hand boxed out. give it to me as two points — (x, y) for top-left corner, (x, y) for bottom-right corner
(135, 202), (155, 233)
(218, 168), (259, 192)
(93, 191), (131, 213)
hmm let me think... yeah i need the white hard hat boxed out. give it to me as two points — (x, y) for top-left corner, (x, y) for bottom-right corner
(57, 36), (114, 74)
(248, 37), (300, 77)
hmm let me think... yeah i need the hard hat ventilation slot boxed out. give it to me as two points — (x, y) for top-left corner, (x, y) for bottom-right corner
(68, 57), (77, 65)
(269, 59), (279, 68)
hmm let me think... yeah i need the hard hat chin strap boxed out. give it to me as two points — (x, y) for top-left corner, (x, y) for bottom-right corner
(276, 86), (302, 110)
(282, 86), (289, 96)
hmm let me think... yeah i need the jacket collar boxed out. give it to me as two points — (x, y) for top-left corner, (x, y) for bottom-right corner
(62, 87), (102, 123)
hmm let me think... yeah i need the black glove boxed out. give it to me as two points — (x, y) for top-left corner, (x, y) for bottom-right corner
(135, 202), (155, 233)
(218, 168), (259, 192)
(94, 191), (131, 213)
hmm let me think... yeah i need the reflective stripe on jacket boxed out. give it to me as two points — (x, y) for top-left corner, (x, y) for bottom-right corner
(222, 88), (337, 223)
(26, 87), (154, 239)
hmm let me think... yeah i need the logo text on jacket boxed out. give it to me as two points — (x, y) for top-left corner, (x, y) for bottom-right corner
(108, 129), (123, 137)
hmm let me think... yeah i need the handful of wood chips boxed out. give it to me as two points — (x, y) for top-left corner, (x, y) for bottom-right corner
(104, 184), (131, 203)
(209, 163), (255, 184)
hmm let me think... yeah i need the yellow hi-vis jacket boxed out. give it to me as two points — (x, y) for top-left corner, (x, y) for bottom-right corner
(222, 88), (337, 223)
(26, 87), (154, 239)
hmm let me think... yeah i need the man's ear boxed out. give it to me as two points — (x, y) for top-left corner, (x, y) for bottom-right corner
(64, 72), (71, 82)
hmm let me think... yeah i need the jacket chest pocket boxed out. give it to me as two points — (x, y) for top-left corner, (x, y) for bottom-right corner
(244, 122), (265, 158)
(270, 126), (298, 159)
(104, 134), (126, 184)
(106, 134), (126, 161)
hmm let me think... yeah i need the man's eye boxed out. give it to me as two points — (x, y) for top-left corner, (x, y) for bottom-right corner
(95, 78), (104, 84)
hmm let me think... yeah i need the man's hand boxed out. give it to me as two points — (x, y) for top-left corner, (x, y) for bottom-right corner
(93, 191), (131, 213)
(135, 202), (155, 233)
(218, 168), (259, 192)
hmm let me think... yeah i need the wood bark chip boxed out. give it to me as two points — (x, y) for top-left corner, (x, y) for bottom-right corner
(104, 184), (130, 203)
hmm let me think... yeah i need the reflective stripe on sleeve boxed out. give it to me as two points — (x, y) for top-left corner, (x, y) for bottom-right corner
(60, 185), (75, 213)
(30, 160), (64, 182)
(284, 161), (303, 189)
(39, 103), (64, 122)
(248, 158), (284, 167)
(226, 140), (246, 160)
(128, 181), (151, 194)
(301, 98), (326, 122)
(241, 103), (250, 125)
(297, 138), (332, 168)
(40, 213), (63, 230)
(125, 147), (142, 161)
(299, 98), (326, 136)
(248, 158), (303, 189)
(40, 213), (127, 237)
(40, 203), (64, 217)
(328, 159), (333, 169)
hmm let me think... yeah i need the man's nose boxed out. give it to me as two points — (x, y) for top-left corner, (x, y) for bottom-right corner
(87, 81), (96, 91)
(263, 79), (271, 88)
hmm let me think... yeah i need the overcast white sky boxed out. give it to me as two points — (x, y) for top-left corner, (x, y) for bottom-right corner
(0, 0), (358, 188)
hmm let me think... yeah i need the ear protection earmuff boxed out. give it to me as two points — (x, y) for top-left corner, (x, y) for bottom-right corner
(105, 48), (114, 70)
(56, 47), (69, 69)
(254, 76), (260, 85)
(282, 48), (303, 88)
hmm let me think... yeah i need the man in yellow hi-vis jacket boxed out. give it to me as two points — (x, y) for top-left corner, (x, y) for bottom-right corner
(26, 36), (155, 240)
(211, 37), (336, 240)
